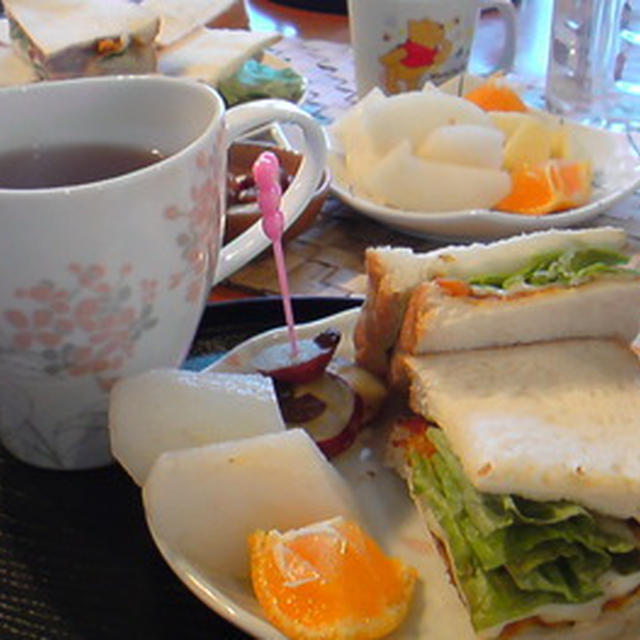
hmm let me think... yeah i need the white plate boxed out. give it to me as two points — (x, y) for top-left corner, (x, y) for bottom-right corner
(144, 308), (475, 640)
(328, 78), (640, 242)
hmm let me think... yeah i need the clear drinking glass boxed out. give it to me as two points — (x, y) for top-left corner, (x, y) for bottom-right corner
(546, 0), (640, 130)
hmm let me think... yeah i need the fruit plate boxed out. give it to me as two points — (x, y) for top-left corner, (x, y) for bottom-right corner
(144, 306), (477, 640)
(328, 76), (640, 242)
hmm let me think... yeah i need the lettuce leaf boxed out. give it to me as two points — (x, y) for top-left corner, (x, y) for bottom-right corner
(218, 59), (305, 107)
(408, 428), (640, 631)
(468, 247), (637, 292)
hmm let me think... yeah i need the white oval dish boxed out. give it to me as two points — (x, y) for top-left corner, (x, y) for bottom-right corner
(328, 85), (640, 242)
(143, 308), (476, 640)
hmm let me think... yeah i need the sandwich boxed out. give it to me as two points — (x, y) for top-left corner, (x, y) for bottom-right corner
(158, 26), (282, 91)
(0, 19), (38, 87)
(157, 26), (304, 107)
(142, 0), (249, 48)
(0, 45), (39, 86)
(388, 339), (640, 638)
(5, 0), (160, 80)
(354, 227), (640, 379)
(361, 227), (640, 636)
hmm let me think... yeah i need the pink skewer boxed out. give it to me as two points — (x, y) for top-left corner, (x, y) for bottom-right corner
(252, 151), (299, 358)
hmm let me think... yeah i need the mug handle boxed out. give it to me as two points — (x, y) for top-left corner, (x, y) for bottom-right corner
(478, 0), (517, 73)
(213, 100), (327, 285)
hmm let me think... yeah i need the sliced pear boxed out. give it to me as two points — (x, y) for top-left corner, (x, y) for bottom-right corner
(329, 86), (385, 153)
(143, 429), (358, 578)
(362, 141), (511, 212)
(363, 90), (491, 155)
(502, 118), (554, 171)
(344, 121), (383, 193)
(489, 111), (538, 140)
(550, 125), (590, 162)
(109, 369), (285, 485)
(417, 124), (505, 169)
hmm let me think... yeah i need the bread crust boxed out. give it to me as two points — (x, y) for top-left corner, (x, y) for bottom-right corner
(353, 228), (631, 379)
(354, 247), (415, 375)
(397, 277), (640, 355)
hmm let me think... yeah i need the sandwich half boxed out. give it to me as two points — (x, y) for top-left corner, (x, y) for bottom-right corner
(354, 227), (640, 378)
(158, 27), (281, 88)
(5, 0), (160, 79)
(389, 339), (640, 638)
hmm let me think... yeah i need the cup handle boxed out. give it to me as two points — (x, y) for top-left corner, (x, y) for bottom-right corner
(213, 100), (327, 286)
(478, 0), (517, 73)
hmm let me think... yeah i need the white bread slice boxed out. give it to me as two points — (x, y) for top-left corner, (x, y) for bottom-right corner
(0, 47), (38, 86)
(353, 227), (628, 376)
(143, 0), (249, 48)
(403, 338), (640, 520)
(398, 276), (640, 354)
(158, 27), (281, 86)
(0, 18), (10, 47)
(5, 0), (160, 58)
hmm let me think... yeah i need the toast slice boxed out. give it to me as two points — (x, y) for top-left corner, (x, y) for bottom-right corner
(354, 228), (631, 377)
(398, 276), (640, 355)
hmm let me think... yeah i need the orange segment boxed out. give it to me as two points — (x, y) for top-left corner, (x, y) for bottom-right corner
(495, 160), (592, 216)
(554, 159), (593, 207)
(249, 516), (417, 640)
(464, 79), (527, 112)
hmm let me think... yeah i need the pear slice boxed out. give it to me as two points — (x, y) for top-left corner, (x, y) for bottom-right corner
(329, 86), (385, 154)
(363, 90), (491, 155)
(502, 118), (554, 171)
(489, 111), (538, 140)
(109, 369), (285, 485)
(417, 124), (504, 169)
(363, 141), (511, 212)
(143, 429), (358, 578)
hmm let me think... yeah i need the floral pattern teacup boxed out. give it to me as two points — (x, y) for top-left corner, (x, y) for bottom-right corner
(0, 75), (326, 469)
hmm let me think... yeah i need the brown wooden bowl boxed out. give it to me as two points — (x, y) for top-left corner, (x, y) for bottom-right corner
(224, 142), (330, 244)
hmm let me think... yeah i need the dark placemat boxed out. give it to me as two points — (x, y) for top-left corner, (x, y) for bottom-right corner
(0, 296), (361, 640)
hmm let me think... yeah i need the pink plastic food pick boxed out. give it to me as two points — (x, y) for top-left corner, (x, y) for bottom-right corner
(252, 151), (299, 358)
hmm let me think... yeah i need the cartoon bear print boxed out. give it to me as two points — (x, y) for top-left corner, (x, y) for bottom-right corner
(379, 18), (453, 93)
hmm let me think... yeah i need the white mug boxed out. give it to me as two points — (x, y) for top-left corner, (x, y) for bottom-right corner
(348, 0), (517, 96)
(0, 75), (326, 470)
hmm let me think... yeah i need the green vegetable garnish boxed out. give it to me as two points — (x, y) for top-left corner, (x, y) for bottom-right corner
(409, 428), (640, 631)
(469, 247), (638, 292)
(218, 59), (305, 107)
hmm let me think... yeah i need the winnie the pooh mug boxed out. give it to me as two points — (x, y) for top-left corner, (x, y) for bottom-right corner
(0, 75), (326, 470)
(348, 0), (517, 96)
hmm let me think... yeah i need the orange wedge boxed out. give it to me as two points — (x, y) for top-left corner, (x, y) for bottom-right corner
(249, 516), (417, 640)
(464, 79), (527, 112)
(495, 159), (592, 215)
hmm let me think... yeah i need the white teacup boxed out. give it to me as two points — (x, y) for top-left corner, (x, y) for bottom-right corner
(348, 0), (517, 96)
(0, 75), (326, 470)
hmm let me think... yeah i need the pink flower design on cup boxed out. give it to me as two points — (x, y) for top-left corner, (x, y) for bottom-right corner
(165, 151), (221, 304)
(3, 262), (158, 391)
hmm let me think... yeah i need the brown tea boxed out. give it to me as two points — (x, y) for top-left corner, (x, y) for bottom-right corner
(0, 143), (167, 189)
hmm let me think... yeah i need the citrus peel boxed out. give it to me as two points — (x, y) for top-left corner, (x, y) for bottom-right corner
(464, 79), (527, 112)
(495, 159), (592, 216)
(249, 516), (417, 640)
